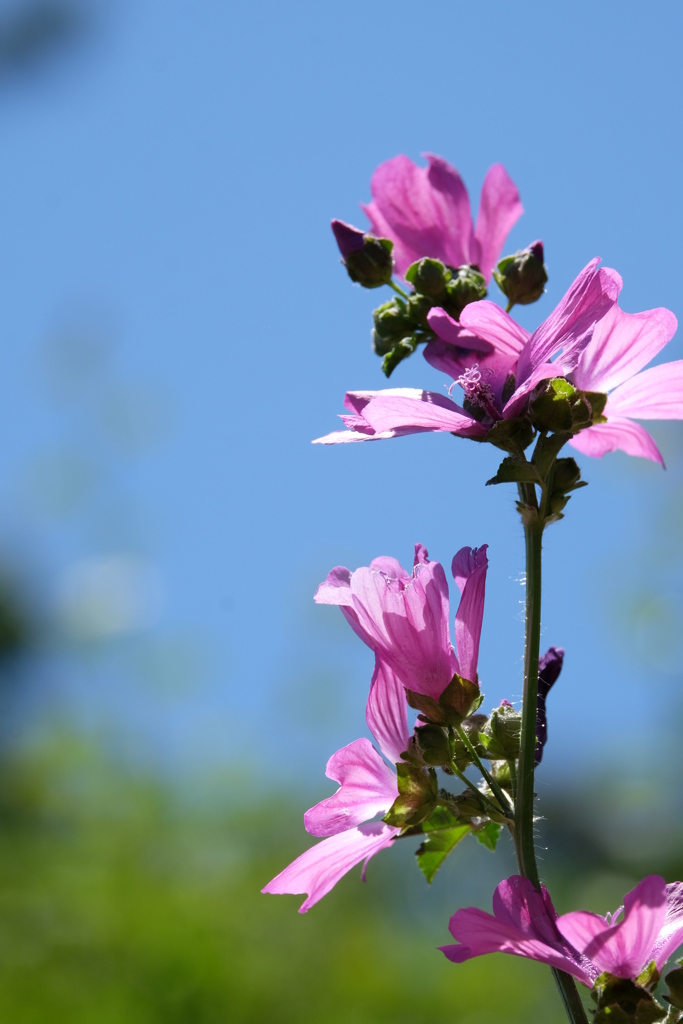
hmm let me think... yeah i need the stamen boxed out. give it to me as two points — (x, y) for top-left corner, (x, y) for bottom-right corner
(450, 363), (501, 421)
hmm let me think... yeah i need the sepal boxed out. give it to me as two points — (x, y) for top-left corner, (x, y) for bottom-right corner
(591, 972), (667, 1024)
(484, 417), (535, 455)
(405, 674), (482, 726)
(664, 962), (683, 1011)
(382, 763), (438, 828)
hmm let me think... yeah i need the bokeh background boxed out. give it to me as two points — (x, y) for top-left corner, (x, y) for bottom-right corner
(1, 1), (683, 1020)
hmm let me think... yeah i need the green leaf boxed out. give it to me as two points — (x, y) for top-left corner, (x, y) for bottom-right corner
(416, 822), (471, 883)
(486, 457), (542, 487)
(484, 417), (535, 454)
(474, 821), (501, 851)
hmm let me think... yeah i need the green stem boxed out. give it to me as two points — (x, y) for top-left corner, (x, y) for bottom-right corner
(388, 279), (409, 300)
(455, 725), (513, 816)
(515, 487), (589, 1024)
(448, 762), (510, 822)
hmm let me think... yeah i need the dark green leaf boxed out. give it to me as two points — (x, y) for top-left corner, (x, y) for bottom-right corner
(416, 823), (471, 883)
(486, 457), (542, 487)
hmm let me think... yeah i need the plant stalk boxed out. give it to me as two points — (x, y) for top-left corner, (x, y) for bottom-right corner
(514, 486), (589, 1024)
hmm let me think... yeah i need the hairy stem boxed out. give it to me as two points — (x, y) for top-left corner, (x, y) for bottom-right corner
(514, 486), (589, 1024)
(455, 725), (513, 816)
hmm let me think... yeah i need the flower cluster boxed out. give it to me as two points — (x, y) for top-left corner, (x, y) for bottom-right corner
(265, 151), (683, 1023)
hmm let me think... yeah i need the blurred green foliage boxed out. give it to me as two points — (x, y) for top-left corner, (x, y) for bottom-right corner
(0, 735), (572, 1024)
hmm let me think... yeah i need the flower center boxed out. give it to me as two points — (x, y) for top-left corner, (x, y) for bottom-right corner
(450, 364), (501, 421)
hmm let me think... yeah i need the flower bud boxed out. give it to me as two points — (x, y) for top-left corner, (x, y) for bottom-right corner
(405, 258), (451, 300)
(494, 241), (548, 309)
(331, 219), (394, 288)
(479, 701), (521, 760)
(442, 264), (487, 319)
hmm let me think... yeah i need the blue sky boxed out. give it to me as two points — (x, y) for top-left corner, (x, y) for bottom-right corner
(1, 0), (682, 795)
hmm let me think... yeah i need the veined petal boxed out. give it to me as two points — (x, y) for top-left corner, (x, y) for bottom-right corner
(361, 154), (473, 277)
(557, 876), (667, 980)
(441, 909), (594, 986)
(362, 391), (487, 438)
(460, 300), (530, 357)
(426, 308), (494, 353)
(572, 305), (678, 394)
(312, 426), (424, 444)
(474, 164), (524, 283)
(451, 545), (488, 684)
(366, 657), (410, 765)
(518, 260), (620, 383)
(303, 738), (397, 837)
(651, 882), (683, 970)
(605, 360), (683, 420)
(569, 418), (664, 465)
(349, 560), (456, 699)
(261, 821), (399, 913)
(362, 199), (416, 278)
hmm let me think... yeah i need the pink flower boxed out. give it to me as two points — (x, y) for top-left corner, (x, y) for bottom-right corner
(441, 874), (683, 987)
(565, 303), (681, 465)
(314, 260), (620, 445)
(314, 543), (488, 698)
(261, 657), (408, 912)
(362, 154), (523, 281)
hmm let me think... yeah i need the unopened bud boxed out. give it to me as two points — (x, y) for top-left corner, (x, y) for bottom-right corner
(442, 264), (487, 319)
(494, 241), (548, 309)
(405, 258), (451, 300)
(331, 219), (394, 288)
(480, 702), (521, 760)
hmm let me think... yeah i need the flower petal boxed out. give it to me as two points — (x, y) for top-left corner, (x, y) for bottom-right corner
(557, 876), (667, 979)
(571, 305), (678, 394)
(361, 153), (473, 277)
(651, 882), (683, 970)
(517, 261), (621, 384)
(605, 361), (683, 420)
(361, 390), (487, 438)
(474, 164), (524, 282)
(426, 308), (494, 353)
(459, 300), (530, 357)
(366, 657), (410, 765)
(262, 822), (399, 913)
(303, 738), (397, 837)
(349, 559), (456, 699)
(441, 908), (594, 986)
(569, 418), (664, 465)
(451, 545), (488, 683)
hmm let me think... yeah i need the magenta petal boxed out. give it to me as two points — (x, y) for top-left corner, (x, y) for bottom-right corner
(606, 361), (683, 420)
(427, 307), (493, 353)
(557, 876), (668, 979)
(518, 260), (620, 384)
(651, 883), (683, 969)
(572, 305), (678, 394)
(460, 300), (530, 357)
(261, 821), (399, 913)
(315, 566), (352, 606)
(366, 657), (410, 765)
(349, 560), (456, 699)
(361, 153), (473, 277)
(303, 738), (397, 837)
(361, 390), (487, 438)
(442, 903), (594, 986)
(451, 545), (488, 683)
(362, 198), (416, 277)
(569, 418), (664, 465)
(474, 164), (524, 282)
